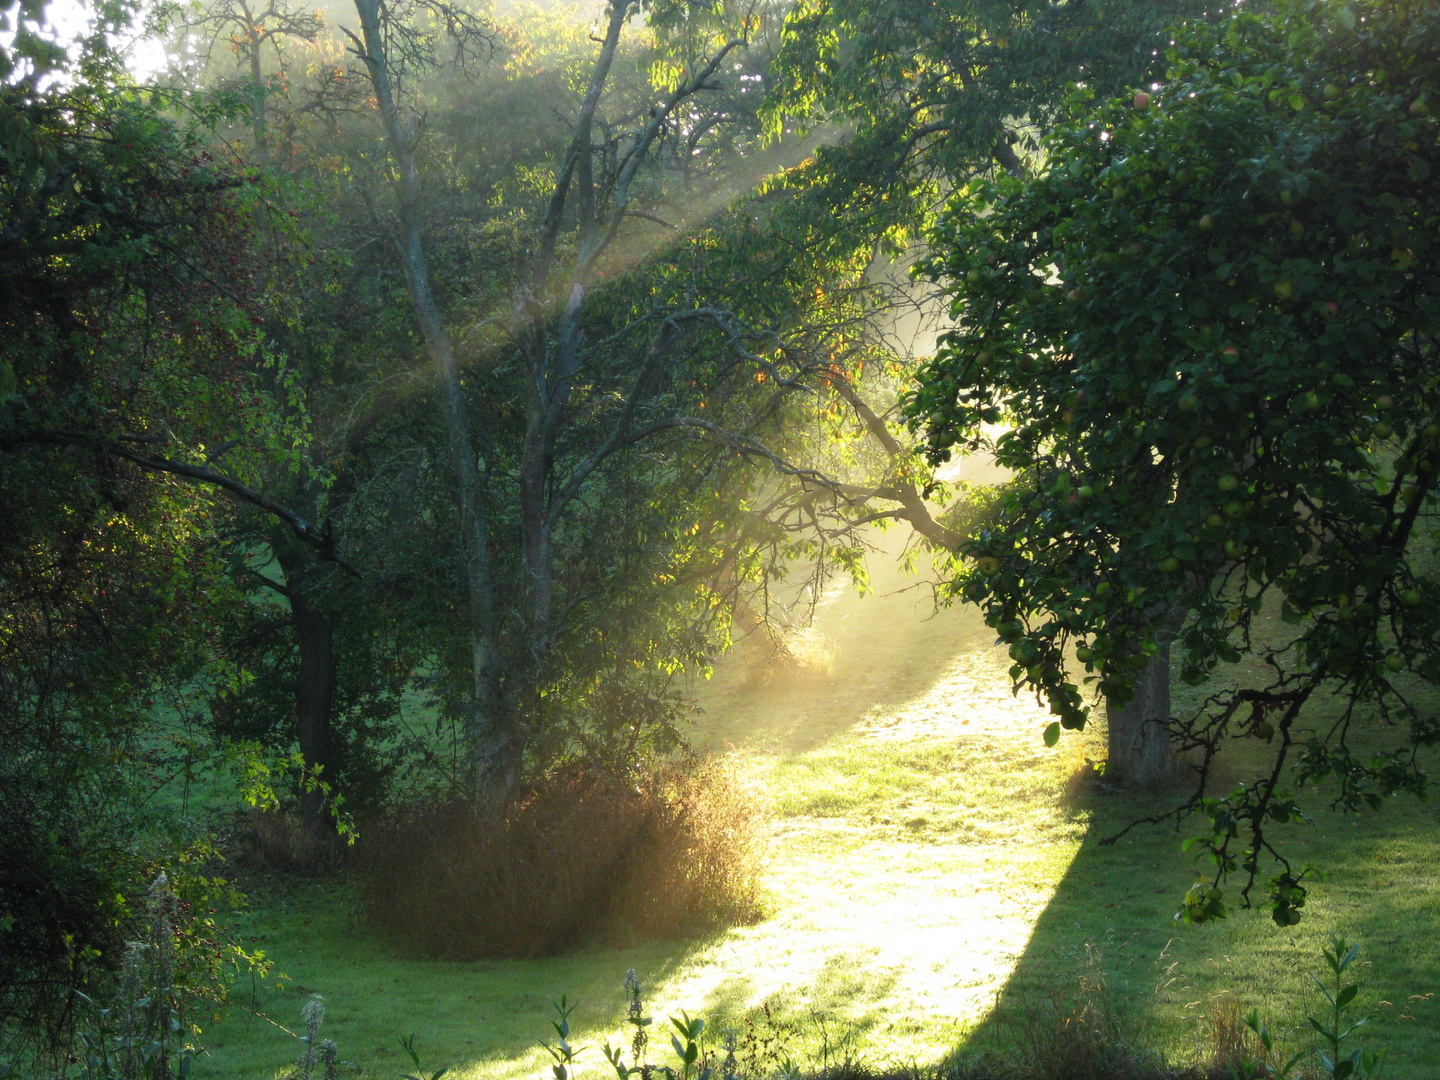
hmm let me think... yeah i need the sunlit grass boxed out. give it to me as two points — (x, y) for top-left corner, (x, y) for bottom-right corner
(193, 539), (1440, 1079)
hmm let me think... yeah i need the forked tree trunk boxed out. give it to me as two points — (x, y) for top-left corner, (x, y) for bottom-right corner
(1105, 639), (1177, 787)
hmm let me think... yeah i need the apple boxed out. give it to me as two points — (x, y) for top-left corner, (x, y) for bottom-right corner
(1206, 513), (1224, 528)
(1217, 474), (1240, 491)
(1384, 654), (1406, 672)
(1198, 214), (1216, 230)
(1126, 241), (1145, 256)
(1376, 394), (1395, 410)
(977, 556), (1001, 575)
(1159, 556), (1181, 573)
(1077, 485), (1095, 499)
(1323, 83), (1342, 101)
(1281, 189), (1295, 206)
(1374, 421), (1393, 439)
(1254, 721), (1275, 741)
(1402, 589), (1422, 606)
(1177, 393), (1198, 413)
(1067, 288), (1084, 301)
(1324, 301), (1339, 317)
(1290, 219), (1306, 238)
(1412, 98), (1432, 117)
(1222, 344), (1238, 360)
(1274, 279), (1294, 300)
(1133, 90), (1151, 109)
(1224, 499), (1245, 518)
(1425, 422), (1440, 439)
(1075, 646), (1095, 663)
(1303, 390), (1321, 410)
(1224, 539), (1245, 558)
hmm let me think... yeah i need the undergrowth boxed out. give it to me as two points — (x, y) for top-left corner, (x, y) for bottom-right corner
(360, 755), (766, 958)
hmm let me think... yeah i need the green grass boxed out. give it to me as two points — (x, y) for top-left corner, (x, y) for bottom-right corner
(188, 559), (1440, 1079)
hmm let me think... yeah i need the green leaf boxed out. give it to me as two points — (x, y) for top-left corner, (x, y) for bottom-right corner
(1043, 721), (1061, 747)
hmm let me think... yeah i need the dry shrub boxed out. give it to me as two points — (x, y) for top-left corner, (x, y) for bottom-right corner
(1010, 956), (1185, 1080)
(360, 755), (766, 958)
(234, 808), (340, 872)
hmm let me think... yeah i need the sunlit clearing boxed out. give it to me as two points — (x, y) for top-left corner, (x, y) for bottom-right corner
(443, 487), (1097, 1080)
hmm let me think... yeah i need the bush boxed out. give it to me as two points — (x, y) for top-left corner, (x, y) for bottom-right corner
(360, 755), (765, 958)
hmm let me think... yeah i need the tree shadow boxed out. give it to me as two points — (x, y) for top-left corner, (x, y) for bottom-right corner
(950, 770), (1440, 1076)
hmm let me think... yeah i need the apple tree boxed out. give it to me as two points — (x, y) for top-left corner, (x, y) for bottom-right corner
(908, 0), (1440, 921)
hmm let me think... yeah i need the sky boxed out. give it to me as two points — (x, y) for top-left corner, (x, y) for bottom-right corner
(5, 0), (207, 80)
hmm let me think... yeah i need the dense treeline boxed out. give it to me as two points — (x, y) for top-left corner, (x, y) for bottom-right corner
(2, 0), (1436, 1066)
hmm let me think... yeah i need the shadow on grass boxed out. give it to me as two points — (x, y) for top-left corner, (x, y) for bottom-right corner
(949, 767), (1440, 1079)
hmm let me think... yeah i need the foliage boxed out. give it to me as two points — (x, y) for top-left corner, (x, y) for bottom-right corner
(360, 755), (766, 958)
(0, 68), (283, 1054)
(909, 0), (1440, 913)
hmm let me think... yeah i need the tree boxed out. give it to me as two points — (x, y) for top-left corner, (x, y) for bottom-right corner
(0, 60), (322, 1048)
(908, 0), (1440, 919)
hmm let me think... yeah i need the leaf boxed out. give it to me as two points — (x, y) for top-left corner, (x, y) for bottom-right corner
(1336, 983), (1358, 1009)
(1043, 721), (1061, 747)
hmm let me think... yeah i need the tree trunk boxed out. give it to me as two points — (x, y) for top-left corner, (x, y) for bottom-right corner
(290, 585), (335, 843)
(274, 546), (338, 852)
(1105, 639), (1177, 787)
(350, 0), (504, 794)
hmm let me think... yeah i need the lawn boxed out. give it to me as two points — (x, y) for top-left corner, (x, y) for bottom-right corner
(190, 534), (1440, 1079)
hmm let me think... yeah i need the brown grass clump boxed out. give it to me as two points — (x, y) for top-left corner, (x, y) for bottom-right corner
(233, 808), (340, 872)
(360, 755), (766, 958)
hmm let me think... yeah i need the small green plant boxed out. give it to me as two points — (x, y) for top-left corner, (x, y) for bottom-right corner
(1309, 936), (1385, 1080)
(667, 1011), (710, 1080)
(290, 995), (339, 1080)
(1231, 1009), (1306, 1079)
(542, 995), (585, 1080)
(398, 1033), (448, 1080)
(1230, 935), (1386, 1080)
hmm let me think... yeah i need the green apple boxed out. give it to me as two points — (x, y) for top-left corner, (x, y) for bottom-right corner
(1376, 394), (1394, 410)
(1374, 421), (1393, 439)
(1218, 473), (1240, 491)
(1384, 654), (1406, 672)
(1412, 97), (1432, 116)
(1206, 513), (1225, 528)
(977, 556), (1001, 575)
(1274, 279), (1294, 300)
(1077, 485), (1095, 499)
(1133, 90), (1151, 109)
(1224, 500), (1245, 518)
(1224, 539), (1245, 558)
(1075, 646), (1095, 663)
(1402, 589), (1422, 606)
(1158, 556), (1181, 573)
(1323, 83), (1342, 101)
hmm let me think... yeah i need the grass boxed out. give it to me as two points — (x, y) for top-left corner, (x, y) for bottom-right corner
(186, 545), (1440, 1079)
